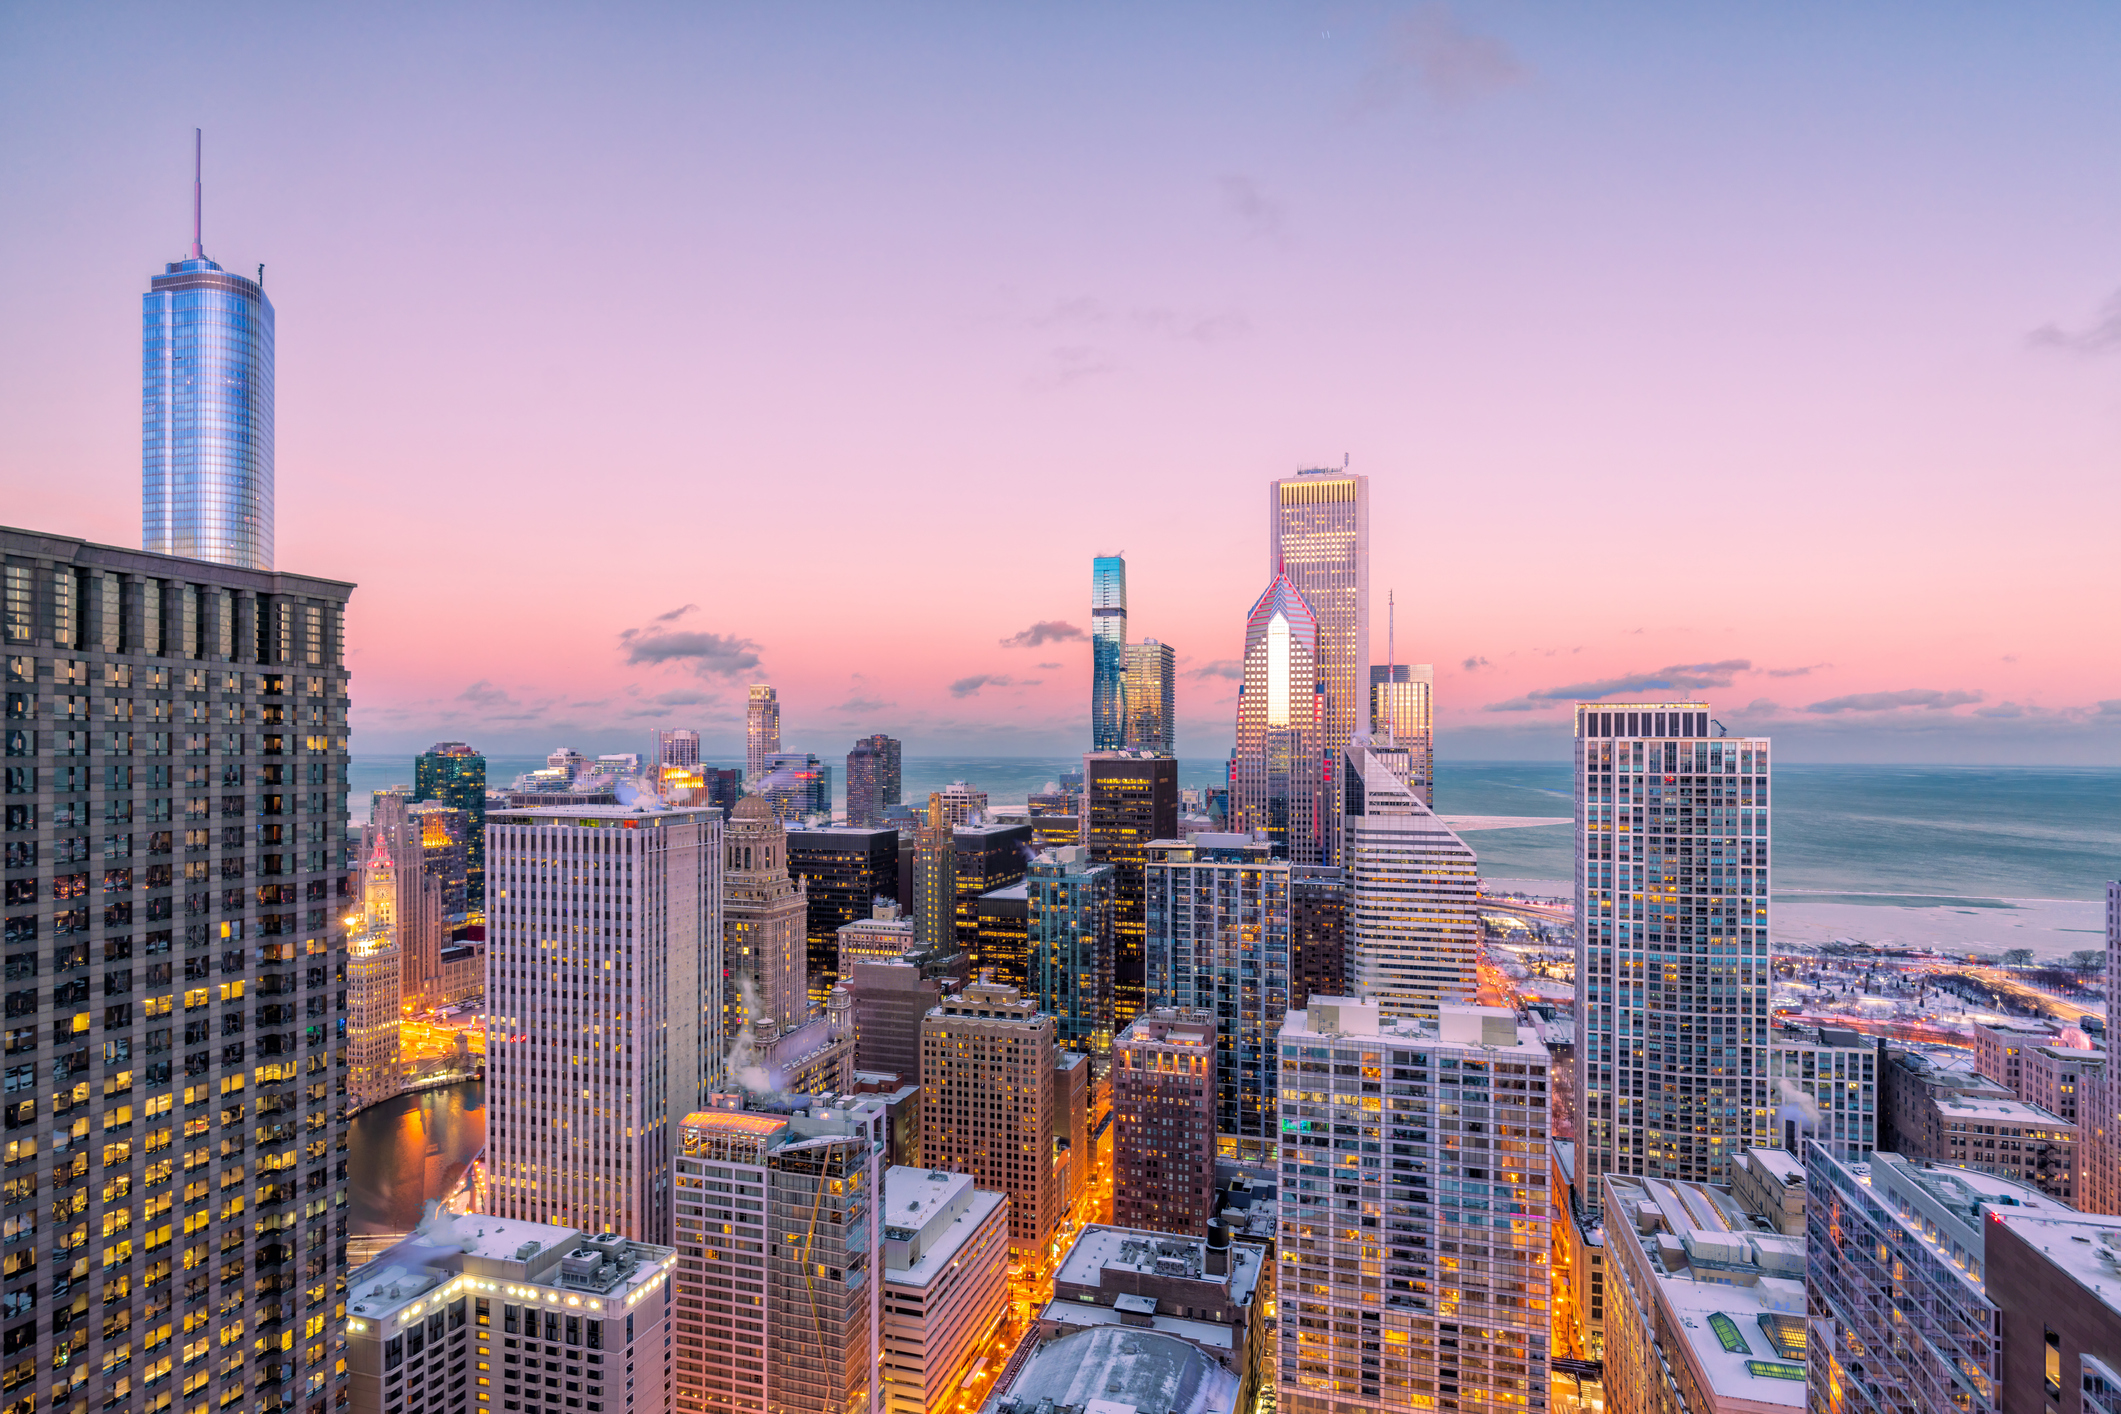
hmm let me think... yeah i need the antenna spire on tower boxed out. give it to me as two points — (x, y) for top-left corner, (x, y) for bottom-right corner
(190, 128), (203, 260)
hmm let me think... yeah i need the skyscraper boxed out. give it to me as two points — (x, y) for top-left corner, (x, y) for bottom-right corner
(346, 835), (403, 1109)
(1230, 571), (1326, 864)
(785, 823), (900, 998)
(1091, 554), (1128, 750)
(654, 727), (701, 769)
(1572, 702), (1772, 1208)
(914, 793), (957, 956)
(845, 733), (902, 826)
(1111, 1008), (1218, 1236)
(142, 132), (276, 571)
(1369, 664), (1434, 806)
(1084, 752), (1179, 1031)
(745, 683), (780, 781)
(724, 795), (812, 1039)
(0, 527), (353, 1414)
(482, 800), (722, 1242)
(1123, 638), (1177, 755)
(1268, 467), (1368, 856)
(1144, 834), (1292, 1159)
(1343, 739), (1480, 1019)
(1276, 999), (1551, 1414)
(753, 750), (831, 820)
(414, 740), (487, 912)
(1027, 844), (1117, 1054)
(920, 976), (1059, 1261)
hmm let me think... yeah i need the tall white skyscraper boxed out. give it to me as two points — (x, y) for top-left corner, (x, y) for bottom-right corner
(746, 684), (780, 782)
(1269, 467), (1369, 860)
(1571, 702), (1772, 1211)
(656, 727), (702, 768)
(1342, 740), (1480, 1019)
(1232, 570), (1326, 864)
(483, 800), (723, 1243)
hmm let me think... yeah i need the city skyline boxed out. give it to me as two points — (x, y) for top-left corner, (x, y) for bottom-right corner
(4, 7), (2119, 763)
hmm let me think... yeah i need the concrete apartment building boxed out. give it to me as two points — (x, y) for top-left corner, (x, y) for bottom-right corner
(2019, 1042), (2103, 1127)
(1975, 1019), (2063, 1094)
(878, 1167), (1011, 1414)
(1112, 1008), (1219, 1236)
(1765, 1023), (1877, 1162)
(344, 1215), (676, 1414)
(920, 976), (1060, 1261)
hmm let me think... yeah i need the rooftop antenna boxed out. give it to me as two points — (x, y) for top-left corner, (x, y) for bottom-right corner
(1384, 589), (1396, 745)
(190, 128), (203, 260)
(1343, 453), (1349, 469)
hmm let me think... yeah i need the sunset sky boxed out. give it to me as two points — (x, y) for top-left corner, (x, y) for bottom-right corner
(4, 4), (2119, 763)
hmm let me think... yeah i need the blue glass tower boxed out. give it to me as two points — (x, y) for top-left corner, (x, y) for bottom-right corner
(143, 131), (275, 570)
(1091, 553), (1127, 749)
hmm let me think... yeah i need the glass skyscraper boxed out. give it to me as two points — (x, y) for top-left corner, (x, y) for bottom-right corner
(414, 741), (487, 913)
(142, 140), (275, 570)
(1268, 469), (1368, 860)
(1231, 570), (1325, 864)
(1090, 554), (1127, 750)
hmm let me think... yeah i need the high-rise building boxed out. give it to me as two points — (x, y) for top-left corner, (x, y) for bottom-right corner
(1601, 1157), (1810, 1414)
(932, 780), (988, 826)
(1084, 752), (1179, 1031)
(1231, 571), (1326, 864)
(142, 134), (276, 571)
(1144, 835), (1291, 1159)
(372, 787), (448, 1008)
(1765, 1023), (1878, 1163)
(972, 883), (1029, 989)
(1124, 638), (1177, 756)
(1091, 554), (1128, 750)
(878, 1168), (1012, 1414)
(754, 751), (831, 820)
(845, 733), (902, 827)
(1269, 467), (1368, 858)
(951, 819), (1032, 955)
(844, 957), (956, 1086)
(345, 1218), (676, 1414)
(673, 1098), (886, 1414)
(1112, 1009), (1218, 1235)
(2092, 882), (2121, 1215)
(482, 800), (722, 1242)
(654, 727), (701, 769)
(346, 835), (403, 1109)
(415, 740), (487, 912)
(1276, 999), (1550, 1414)
(1573, 703), (1772, 1209)
(913, 793), (957, 957)
(0, 526), (353, 1414)
(1342, 740), (1480, 1020)
(1028, 845), (1117, 1054)
(1368, 664), (1434, 806)
(2018, 1041), (2100, 1128)
(406, 797), (470, 916)
(1290, 865), (1346, 1008)
(920, 976), (1059, 1260)
(745, 684), (780, 782)
(786, 823), (900, 999)
(724, 796), (811, 1040)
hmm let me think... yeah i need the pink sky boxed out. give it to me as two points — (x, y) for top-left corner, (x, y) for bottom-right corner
(4, 5), (2119, 761)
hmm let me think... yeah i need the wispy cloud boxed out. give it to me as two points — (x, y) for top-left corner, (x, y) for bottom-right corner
(833, 696), (892, 714)
(458, 680), (516, 706)
(1484, 659), (1749, 711)
(1766, 663), (1830, 678)
(1036, 662), (1062, 670)
(1186, 659), (1243, 681)
(653, 603), (698, 623)
(1462, 655), (1490, 671)
(2028, 290), (2121, 354)
(1030, 346), (1116, 390)
(1804, 688), (1984, 714)
(1000, 620), (1087, 648)
(618, 611), (762, 677)
(1357, 3), (1526, 112)
(950, 674), (1018, 698)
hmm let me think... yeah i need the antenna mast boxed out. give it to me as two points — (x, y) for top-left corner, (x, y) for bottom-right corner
(190, 128), (203, 260)
(1384, 589), (1396, 745)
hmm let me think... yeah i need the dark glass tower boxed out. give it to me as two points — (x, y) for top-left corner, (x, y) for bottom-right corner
(413, 742), (486, 913)
(1090, 555), (1127, 750)
(143, 132), (275, 571)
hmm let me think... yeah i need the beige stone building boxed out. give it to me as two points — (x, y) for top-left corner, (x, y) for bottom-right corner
(920, 975), (1059, 1261)
(724, 793), (811, 1038)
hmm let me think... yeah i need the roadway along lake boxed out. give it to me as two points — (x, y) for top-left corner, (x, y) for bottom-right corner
(348, 1081), (486, 1234)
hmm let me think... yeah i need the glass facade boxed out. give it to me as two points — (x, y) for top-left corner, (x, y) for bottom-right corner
(1368, 664), (1434, 806)
(412, 742), (485, 913)
(1082, 753), (1177, 1032)
(1090, 556), (1127, 751)
(1122, 639), (1175, 756)
(1268, 471), (1367, 862)
(1232, 573), (1324, 864)
(143, 259), (275, 570)
(1027, 848), (1114, 1054)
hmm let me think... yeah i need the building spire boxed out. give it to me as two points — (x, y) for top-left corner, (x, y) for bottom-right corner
(190, 128), (203, 260)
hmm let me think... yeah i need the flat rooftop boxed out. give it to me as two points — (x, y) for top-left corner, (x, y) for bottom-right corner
(1990, 1211), (2121, 1314)
(882, 1169), (1007, 1290)
(1055, 1226), (1263, 1309)
(348, 1216), (673, 1327)
(1036, 1299), (1236, 1351)
(1934, 1096), (2071, 1126)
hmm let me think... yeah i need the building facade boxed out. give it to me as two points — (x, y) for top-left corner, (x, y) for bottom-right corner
(1091, 554), (1128, 751)
(744, 685), (779, 783)
(913, 794), (956, 958)
(878, 1168), (1011, 1414)
(1144, 835), (1291, 1159)
(1268, 469), (1368, 854)
(1084, 752), (1178, 1033)
(482, 801), (721, 1243)
(1027, 845), (1116, 1055)
(753, 752), (830, 822)
(1290, 866), (1345, 1008)
(1230, 572), (1326, 865)
(845, 734), (902, 828)
(1368, 664), (1434, 806)
(653, 728), (700, 769)
(414, 740), (486, 912)
(1112, 1009), (1218, 1235)
(723, 796), (810, 1040)
(843, 957), (953, 1087)
(920, 977), (1059, 1260)
(0, 525), (353, 1414)
(785, 823), (899, 1001)
(1275, 1000), (1550, 1414)
(142, 180), (275, 571)
(1124, 638), (1177, 756)
(345, 1217), (676, 1414)
(972, 884), (1029, 991)
(1765, 1024), (1877, 1162)
(1342, 740), (1480, 1020)
(1573, 702), (1773, 1210)
(346, 835), (402, 1109)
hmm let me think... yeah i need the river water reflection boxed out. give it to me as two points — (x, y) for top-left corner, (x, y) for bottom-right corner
(348, 1081), (485, 1234)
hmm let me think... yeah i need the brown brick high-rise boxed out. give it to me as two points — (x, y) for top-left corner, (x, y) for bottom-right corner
(1112, 1008), (1218, 1236)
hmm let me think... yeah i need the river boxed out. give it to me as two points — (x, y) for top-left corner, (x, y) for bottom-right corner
(347, 1081), (487, 1234)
